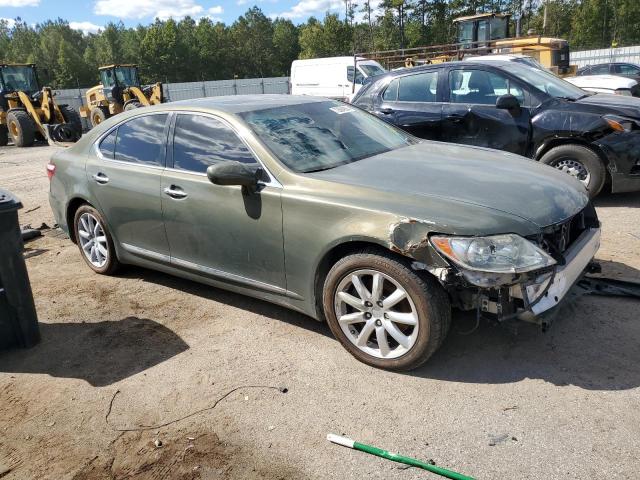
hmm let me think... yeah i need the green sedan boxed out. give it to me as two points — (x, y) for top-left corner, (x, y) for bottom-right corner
(48, 95), (601, 370)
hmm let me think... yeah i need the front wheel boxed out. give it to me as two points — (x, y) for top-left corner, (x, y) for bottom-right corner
(322, 250), (450, 371)
(539, 144), (606, 199)
(6, 110), (35, 147)
(74, 205), (120, 275)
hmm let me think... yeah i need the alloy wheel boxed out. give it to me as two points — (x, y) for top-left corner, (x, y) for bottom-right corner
(334, 269), (419, 359)
(77, 212), (109, 268)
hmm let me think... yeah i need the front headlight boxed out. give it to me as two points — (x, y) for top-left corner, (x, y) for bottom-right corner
(431, 234), (556, 274)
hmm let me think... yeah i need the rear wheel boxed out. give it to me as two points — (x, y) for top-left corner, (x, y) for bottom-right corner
(539, 144), (606, 198)
(322, 250), (450, 371)
(0, 125), (8, 146)
(6, 110), (35, 147)
(90, 106), (109, 128)
(59, 104), (82, 139)
(74, 205), (120, 275)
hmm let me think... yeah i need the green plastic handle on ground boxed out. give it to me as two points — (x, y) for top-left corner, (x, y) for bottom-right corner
(327, 434), (475, 480)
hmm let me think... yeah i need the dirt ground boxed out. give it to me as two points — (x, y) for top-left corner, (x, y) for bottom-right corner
(1, 144), (639, 480)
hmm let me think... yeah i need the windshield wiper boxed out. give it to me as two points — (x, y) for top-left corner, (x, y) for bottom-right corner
(301, 165), (338, 173)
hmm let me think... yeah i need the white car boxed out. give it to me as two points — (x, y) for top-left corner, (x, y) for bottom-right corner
(564, 74), (639, 96)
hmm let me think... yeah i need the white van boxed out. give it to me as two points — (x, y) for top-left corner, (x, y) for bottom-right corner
(290, 56), (386, 101)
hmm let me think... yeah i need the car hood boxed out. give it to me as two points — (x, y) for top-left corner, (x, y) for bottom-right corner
(306, 142), (589, 230)
(574, 93), (640, 118)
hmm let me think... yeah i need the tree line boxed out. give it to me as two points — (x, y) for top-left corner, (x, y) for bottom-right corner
(0, 0), (639, 89)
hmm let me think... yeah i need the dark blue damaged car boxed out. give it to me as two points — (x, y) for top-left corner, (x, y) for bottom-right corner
(352, 60), (640, 198)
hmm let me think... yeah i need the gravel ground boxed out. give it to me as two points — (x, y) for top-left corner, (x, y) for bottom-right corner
(1, 144), (639, 480)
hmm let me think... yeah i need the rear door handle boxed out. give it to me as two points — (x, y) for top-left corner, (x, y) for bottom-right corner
(92, 172), (109, 184)
(163, 185), (188, 199)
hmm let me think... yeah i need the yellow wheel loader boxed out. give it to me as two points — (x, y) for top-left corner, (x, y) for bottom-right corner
(80, 64), (164, 128)
(0, 64), (82, 147)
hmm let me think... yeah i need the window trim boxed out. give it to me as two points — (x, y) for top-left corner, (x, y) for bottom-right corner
(166, 111), (281, 188)
(93, 111), (172, 170)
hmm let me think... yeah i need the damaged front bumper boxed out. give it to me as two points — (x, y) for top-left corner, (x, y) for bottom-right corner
(476, 227), (601, 327)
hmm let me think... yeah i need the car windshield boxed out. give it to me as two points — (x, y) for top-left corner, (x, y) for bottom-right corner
(360, 63), (386, 77)
(505, 63), (588, 100)
(0, 66), (39, 93)
(239, 101), (415, 173)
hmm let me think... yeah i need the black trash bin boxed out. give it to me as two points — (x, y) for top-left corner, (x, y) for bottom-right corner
(0, 189), (39, 349)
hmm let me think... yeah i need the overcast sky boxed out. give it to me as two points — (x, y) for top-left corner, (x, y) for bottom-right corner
(0, 0), (357, 33)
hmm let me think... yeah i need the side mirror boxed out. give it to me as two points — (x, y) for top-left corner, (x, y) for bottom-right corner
(207, 161), (261, 188)
(496, 94), (521, 112)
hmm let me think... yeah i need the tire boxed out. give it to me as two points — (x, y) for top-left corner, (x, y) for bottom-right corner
(59, 104), (82, 139)
(539, 144), (606, 199)
(0, 125), (7, 146)
(6, 110), (35, 147)
(90, 106), (109, 128)
(73, 205), (120, 275)
(124, 101), (141, 111)
(322, 250), (450, 371)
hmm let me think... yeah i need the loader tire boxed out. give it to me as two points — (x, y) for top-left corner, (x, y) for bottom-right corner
(0, 125), (8, 146)
(90, 106), (109, 128)
(7, 110), (35, 147)
(59, 104), (83, 139)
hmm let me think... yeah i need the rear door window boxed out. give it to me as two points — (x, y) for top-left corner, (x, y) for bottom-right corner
(114, 114), (169, 166)
(590, 64), (611, 74)
(398, 71), (438, 102)
(172, 114), (257, 173)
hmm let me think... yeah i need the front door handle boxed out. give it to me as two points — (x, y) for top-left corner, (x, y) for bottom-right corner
(92, 172), (109, 184)
(379, 107), (394, 114)
(163, 185), (188, 199)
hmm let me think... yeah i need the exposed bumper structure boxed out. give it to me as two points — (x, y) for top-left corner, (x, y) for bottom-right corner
(472, 227), (601, 327)
(523, 227), (601, 317)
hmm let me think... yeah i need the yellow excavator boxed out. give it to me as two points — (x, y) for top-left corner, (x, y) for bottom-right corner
(80, 64), (164, 128)
(0, 63), (82, 147)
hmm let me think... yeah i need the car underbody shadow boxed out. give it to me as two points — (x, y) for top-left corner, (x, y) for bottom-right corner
(118, 265), (332, 339)
(0, 316), (189, 387)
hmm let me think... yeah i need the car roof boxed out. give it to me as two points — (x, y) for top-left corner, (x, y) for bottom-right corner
(383, 60), (512, 77)
(168, 94), (328, 114)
